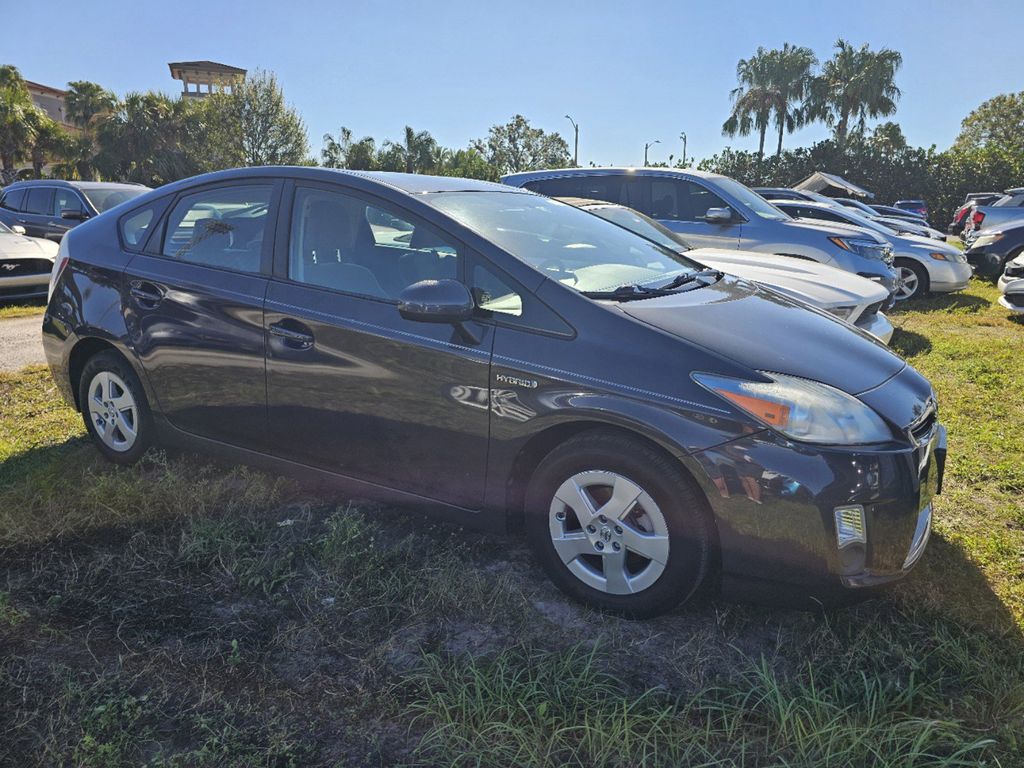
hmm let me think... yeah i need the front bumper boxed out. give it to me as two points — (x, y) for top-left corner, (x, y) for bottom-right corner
(965, 247), (1007, 278)
(855, 311), (894, 345)
(0, 273), (49, 301)
(927, 259), (972, 293)
(691, 419), (946, 598)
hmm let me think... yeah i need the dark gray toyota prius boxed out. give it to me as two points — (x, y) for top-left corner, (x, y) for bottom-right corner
(42, 167), (946, 617)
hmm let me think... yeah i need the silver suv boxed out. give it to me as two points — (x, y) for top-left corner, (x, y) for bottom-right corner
(502, 168), (898, 293)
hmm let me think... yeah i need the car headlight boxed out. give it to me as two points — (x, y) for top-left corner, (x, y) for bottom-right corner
(828, 237), (891, 263)
(826, 305), (857, 320)
(693, 371), (893, 444)
(972, 232), (1003, 248)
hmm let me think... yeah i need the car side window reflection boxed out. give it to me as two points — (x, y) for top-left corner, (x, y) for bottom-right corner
(472, 264), (522, 317)
(288, 186), (460, 299)
(650, 179), (729, 221)
(162, 185), (271, 273)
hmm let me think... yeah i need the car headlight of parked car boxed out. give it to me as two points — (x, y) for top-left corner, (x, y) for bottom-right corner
(825, 305), (858, 320)
(693, 371), (893, 445)
(828, 237), (893, 264)
(928, 250), (967, 263)
(971, 232), (1004, 248)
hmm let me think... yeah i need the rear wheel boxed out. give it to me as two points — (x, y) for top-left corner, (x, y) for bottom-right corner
(79, 350), (153, 465)
(525, 431), (713, 618)
(894, 259), (929, 301)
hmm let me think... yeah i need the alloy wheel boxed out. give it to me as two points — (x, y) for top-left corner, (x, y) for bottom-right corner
(87, 371), (139, 452)
(895, 266), (920, 300)
(548, 470), (670, 595)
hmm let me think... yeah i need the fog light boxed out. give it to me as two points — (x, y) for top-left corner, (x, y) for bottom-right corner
(834, 505), (866, 549)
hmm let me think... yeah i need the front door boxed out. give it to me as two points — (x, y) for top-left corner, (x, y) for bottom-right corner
(647, 177), (743, 249)
(124, 181), (278, 449)
(264, 183), (493, 509)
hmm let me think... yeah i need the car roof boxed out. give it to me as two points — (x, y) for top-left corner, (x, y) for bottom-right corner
(553, 196), (615, 209)
(502, 167), (727, 184)
(4, 179), (148, 190)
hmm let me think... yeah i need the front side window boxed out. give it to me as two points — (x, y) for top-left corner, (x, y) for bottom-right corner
(649, 179), (729, 222)
(24, 188), (54, 216)
(427, 191), (700, 295)
(162, 184), (271, 273)
(53, 188), (84, 216)
(288, 186), (459, 299)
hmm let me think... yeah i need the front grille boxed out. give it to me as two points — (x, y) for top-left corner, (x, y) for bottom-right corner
(1005, 292), (1024, 308)
(0, 258), (52, 277)
(0, 284), (46, 298)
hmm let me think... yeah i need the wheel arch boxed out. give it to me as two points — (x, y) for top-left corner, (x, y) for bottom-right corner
(67, 337), (142, 410)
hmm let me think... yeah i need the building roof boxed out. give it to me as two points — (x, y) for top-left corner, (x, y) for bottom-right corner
(794, 172), (875, 199)
(168, 61), (247, 76)
(23, 80), (68, 96)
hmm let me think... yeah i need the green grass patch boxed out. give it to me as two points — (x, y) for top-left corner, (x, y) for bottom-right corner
(0, 300), (46, 320)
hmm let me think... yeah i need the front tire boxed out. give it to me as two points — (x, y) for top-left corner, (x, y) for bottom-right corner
(79, 350), (153, 465)
(525, 431), (713, 618)
(894, 259), (929, 301)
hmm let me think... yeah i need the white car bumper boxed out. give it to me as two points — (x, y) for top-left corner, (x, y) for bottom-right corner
(855, 311), (894, 344)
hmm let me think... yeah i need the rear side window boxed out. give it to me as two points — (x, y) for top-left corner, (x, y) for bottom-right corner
(161, 185), (272, 273)
(525, 175), (629, 205)
(24, 188), (54, 216)
(1, 189), (25, 211)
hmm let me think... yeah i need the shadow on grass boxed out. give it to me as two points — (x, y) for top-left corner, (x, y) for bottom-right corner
(889, 327), (932, 357)
(891, 291), (991, 314)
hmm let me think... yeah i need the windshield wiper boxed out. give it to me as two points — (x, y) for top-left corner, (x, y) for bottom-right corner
(580, 284), (663, 302)
(655, 268), (724, 291)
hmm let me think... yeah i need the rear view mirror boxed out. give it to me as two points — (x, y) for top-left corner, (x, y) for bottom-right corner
(398, 279), (474, 324)
(704, 207), (733, 224)
(11, 225), (26, 235)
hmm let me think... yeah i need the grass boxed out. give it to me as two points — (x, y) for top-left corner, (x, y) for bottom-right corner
(0, 299), (46, 320)
(1, 279), (1023, 766)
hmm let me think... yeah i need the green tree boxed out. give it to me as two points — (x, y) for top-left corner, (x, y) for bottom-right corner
(383, 125), (437, 174)
(769, 43), (817, 157)
(27, 111), (68, 178)
(206, 70), (309, 167)
(806, 40), (903, 148)
(0, 65), (41, 184)
(64, 81), (116, 130)
(953, 92), (1024, 157)
(472, 115), (570, 174)
(722, 48), (776, 159)
(320, 127), (378, 170)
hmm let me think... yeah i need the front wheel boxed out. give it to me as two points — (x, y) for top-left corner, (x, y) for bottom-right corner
(894, 259), (930, 301)
(525, 431), (713, 618)
(79, 350), (154, 465)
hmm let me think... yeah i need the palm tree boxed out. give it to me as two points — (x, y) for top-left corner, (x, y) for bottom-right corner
(806, 40), (903, 149)
(65, 81), (117, 131)
(384, 126), (437, 174)
(770, 44), (817, 156)
(28, 112), (67, 178)
(0, 65), (40, 184)
(723, 49), (776, 159)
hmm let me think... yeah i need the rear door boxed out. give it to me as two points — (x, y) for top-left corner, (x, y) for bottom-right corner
(264, 181), (493, 508)
(647, 177), (742, 249)
(124, 180), (279, 449)
(18, 187), (56, 240)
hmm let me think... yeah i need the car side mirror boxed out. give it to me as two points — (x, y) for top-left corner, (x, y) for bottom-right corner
(11, 225), (26, 235)
(398, 279), (474, 324)
(60, 210), (89, 221)
(704, 207), (734, 224)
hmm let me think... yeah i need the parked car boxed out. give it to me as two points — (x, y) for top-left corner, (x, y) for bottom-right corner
(964, 220), (1024, 277)
(874, 216), (946, 242)
(868, 204), (930, 225)
(502, 169), (898, 293)
(752, 187), (837, 204)
(962, 188), (1024, 239)
(556, 196), (893, 343)
(948, 193), (1003, 234)
(894, 199), (928, 219)
(0, 220), (57, 301)
(43, 167), (945, 616)
(997, 252), (1024, 313)
(0, 180), (149, 242)
(768, 200), (971, 301)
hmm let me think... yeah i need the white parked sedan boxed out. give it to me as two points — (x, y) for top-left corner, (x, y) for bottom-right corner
(0, 221), (58, 302)
(997, 253), (1024, 314)
(558, 198), (894, 344)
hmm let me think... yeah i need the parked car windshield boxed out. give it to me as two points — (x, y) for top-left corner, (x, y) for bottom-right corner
(714, 177), (789, 221)
(81, 186), (147, 213)
(581, 204), (694, 252)
(427, 191), (702, 293)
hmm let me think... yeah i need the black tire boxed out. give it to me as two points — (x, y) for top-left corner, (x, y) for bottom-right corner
(525, 430), (713, 618)
(894, 258), (930, 301)
(78, 349), (154, 465)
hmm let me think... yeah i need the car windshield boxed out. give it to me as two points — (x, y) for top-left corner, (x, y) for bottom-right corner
(583, 204), (693, 252)
(842, 198), (877, 215)
(427, 192), (702, 294)
(81, 186), (147, 213)
(715, 177), (789, 221)
(823, 207), (890, 236)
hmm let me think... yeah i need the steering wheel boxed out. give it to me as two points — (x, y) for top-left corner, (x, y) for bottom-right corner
(538, 258), (578, 284)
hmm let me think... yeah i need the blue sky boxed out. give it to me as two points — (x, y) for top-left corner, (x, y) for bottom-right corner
(6, 0), (1022, 166)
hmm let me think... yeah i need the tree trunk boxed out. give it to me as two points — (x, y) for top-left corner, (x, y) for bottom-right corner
(776, 116), (785, 157)
(835, 108), (850, 148)
(757, 125), (766, 159)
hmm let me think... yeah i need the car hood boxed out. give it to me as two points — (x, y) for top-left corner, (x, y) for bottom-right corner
(689, 248), (888, 309)
(617, 274), (904, 395)
(785, 217), (888, 244)
(0, 233), (58, 259)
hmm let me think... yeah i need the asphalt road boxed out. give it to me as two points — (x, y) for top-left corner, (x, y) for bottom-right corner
(0, 314), (46, 372)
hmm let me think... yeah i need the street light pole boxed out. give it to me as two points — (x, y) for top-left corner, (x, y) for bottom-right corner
(679, 131), (687, 167)
(644, 139), (660, 167)
(565, 114), (579, 167)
